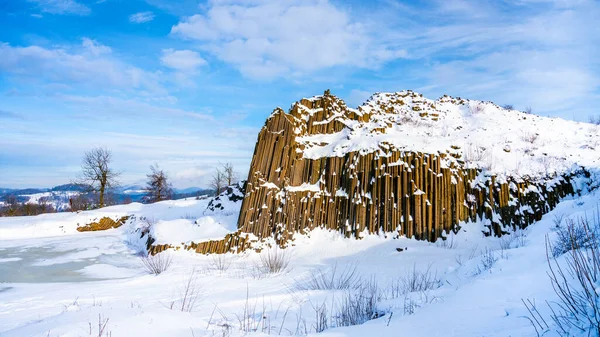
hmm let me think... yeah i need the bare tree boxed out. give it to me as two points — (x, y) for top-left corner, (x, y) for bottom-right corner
(221, 162), (238, 186)
(144, 164), (173, 203)
(5, 195), (17, 208)
(69, 193), (92, 212)
(210, 167), (226, 196)
(79, 147), (120, 208)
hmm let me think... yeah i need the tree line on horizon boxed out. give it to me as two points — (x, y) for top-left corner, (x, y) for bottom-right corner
(0, 147), (238, 217)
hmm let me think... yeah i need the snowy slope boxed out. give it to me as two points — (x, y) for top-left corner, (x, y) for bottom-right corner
(297, 91), (600, 178)
(0, 198), (239, 245)
(0, 185), (599, 336)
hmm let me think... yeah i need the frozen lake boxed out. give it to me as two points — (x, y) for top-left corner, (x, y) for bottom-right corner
(0, 234), (143, 283)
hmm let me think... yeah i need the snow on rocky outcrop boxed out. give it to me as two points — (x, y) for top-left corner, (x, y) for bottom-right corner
(227, 90), (600, 252)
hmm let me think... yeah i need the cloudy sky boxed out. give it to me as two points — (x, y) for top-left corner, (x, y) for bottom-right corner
(1, 0), (599, 189)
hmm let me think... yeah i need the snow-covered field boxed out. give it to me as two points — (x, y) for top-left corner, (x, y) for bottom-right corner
(1, 185), (598, 336)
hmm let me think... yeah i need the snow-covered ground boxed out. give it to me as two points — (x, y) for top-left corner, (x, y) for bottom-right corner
(1, 184), (598, 336)
(296, 91), (600, 179)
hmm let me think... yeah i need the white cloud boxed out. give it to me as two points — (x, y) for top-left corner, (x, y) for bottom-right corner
(386, 0), (600, 118)
(170, 0), (406, 79)
(0, 93), (255, 188)
(428, 49), (599, 114)
(174, 167), (210, 181)
(28, 0), (91, 15)
(0, 39), (165, 94)
(57, 94), (213, 121)
(129, 11), (155, 24)
(160, 49), (207, 72)
(81, 38), (112, 56)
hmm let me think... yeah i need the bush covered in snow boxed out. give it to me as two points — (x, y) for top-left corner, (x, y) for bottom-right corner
(552, 217), (599, 257)
(545, 215), (600, 336)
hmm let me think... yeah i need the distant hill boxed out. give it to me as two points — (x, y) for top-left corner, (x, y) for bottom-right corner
(116, 185), (146, 194)
(175, 187), (207, 194)
(51, 184), (87, 192)
(0, 183), (214, 211)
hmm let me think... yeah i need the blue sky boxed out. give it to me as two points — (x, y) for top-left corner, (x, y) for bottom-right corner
(1, 0), (599, 189)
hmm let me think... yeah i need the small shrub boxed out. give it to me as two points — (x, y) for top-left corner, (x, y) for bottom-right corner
(181, 213), (196, 220)
(499, 235), (514, 250)
(388, 264), (440, 299)
(503, 104), (514, 110)
(481, 247), (498, 269)
(334, 278), (381, 327)
(403, 296), (417, 315)
(522, 132), (539, 144)
(463, 143), (489, 162)
(539, 156), (558, 177)
(589, 115), (600, 125)
(311, 301), (329, 333)
(210, 254), (232, 272)
(436, 236), (458, 249)
(552, 218), (598, 257)
(474, 247), (498, 275)
(89, 314), (111, 337)
(521, 298), (549, 336)
(545, 216), (600, 336)
(468, 245), (480, 260)
(455, 254), (464, 267)
(401, 290), (442, 317)
(296, 263), (361, 291)
(514, 230), (527, 248)
(254, 248), (290, 276)
(234, 286), (269, 333)
(141, 252), (172, 275)
(469, 103), (485, 115)
(177, 270), (202, 312)
(398, 113), (417, 125)
(553, 213), (566, 229)
(164, 269), (203, 312)
(524, 106), (533, 114)
(499, 230), (527, 250)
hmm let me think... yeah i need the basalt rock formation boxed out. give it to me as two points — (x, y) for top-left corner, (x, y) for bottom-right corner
(235, 90), (580, 245)
(77, 216), (130, 232)
(150, 90), (596, 255)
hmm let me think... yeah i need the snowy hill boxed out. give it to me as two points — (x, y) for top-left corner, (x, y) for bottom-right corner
(298, 90), (600, 177)
(0, 184), (213, 212)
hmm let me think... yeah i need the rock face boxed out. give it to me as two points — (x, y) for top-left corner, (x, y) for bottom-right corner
(149, 90), (594, 255)
(147, 183), (253, 255)
(77, 216), (129, 232)
(235, 90), (580, 246)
